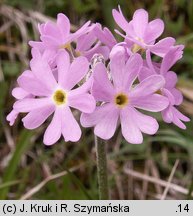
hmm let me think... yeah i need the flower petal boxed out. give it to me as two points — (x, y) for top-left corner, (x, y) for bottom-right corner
(94, 106), (119, 140)
(57, 13), (70, 39)
(6, 109), (19, 126)
(17, 72), (51, 96)
(120, 107), (143, 144)
(144, 19), (164, 43)
(173, 107), (190, 122)
(170, 88), (183, 105)
(94, 24), (116, 48)
(68, 92), (96, 113)
(29, 41), (45, 52)
(162, 106), (173, 123)
(123, 53), (143, 90)
(56, 50), (70, 88)
(110, 46), (126, 89)
(61, 107), (81, 142)
(70, 21), (91, 42)
(30, 55), (57, 90)
(131, 94), (169, 112)
(76, 30), (96, 51)
(165, 71), (178, 89)
(130, 75), (165, 97)
(112, 8), (129, 33)
(42, 49), (57, 67)
(138, 66), (155, 82)
(162, 105), (189, 129)
(173, 115), (187, 129)
(92, 63), (115, 102)
(83, 44), (110, 61)
(40, 35), (60, 48)
(43, 108), (62, 145)
(133, 108), (159, 134)
(22, 105), (55, 129)
(162, 88), (176, 105)
(150, 37), (176, 57)
(14, 98), (51, 112)
(12, 87), (29, 99)
(160, 46), (184, 74)
(133, 9), (148, 38)
(43, 22), (62, 42)
(63, 56), (89, 90)
(69, 77), (93, 96)
(80, 103), (113, 127)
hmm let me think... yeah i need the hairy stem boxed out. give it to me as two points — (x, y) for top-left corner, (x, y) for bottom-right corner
(95, 135), (109, 200)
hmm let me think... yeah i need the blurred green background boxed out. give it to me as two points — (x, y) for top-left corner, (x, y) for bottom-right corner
(0, 0), (193, 200)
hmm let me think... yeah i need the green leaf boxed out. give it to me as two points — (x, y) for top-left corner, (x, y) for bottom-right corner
(0, 180), (20, 190)
(65, 166), (93, 200)
(0, 130), (34, 199)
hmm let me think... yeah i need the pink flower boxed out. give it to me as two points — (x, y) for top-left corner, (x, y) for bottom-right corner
(81, 47), (169, 144)
(7, 109), (19, 126)
(7, 74), (33, 126)
(112, 7), (175, 57)
(29, 13), (90, 54)
(139, 47), (190, 129)
(31, 48), (57, 68)
(93, 23), (117, 49)
(75, 24), (110, 60)
(11, 50), (96, 145)
(7, 47), (61, 127)
(29, 14), (110, 61)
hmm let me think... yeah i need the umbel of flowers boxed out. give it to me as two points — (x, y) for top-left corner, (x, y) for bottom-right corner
(7, 7), (190, 145)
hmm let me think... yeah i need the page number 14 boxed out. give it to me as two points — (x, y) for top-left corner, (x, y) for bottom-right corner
(177, 204), (189, 213)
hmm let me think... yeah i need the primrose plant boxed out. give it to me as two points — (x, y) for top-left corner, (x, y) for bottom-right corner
(7, 7), (190, 199)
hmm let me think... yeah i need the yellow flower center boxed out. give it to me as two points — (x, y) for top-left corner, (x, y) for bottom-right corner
(131, 37), (145, 53)
(53, 89), (67, 106)
(156, 89), (162, 94)
(59, 43), (71, 51)
(76, 51), (82, 57)
(114, 93), (128, 108)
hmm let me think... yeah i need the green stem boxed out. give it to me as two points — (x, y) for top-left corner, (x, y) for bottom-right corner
(95, 135), (109, 200)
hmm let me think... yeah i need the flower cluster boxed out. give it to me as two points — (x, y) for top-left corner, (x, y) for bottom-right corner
(7, 7), (190, 145)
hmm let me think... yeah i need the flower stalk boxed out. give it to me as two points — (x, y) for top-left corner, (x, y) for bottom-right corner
(95, 135), (109, 200)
